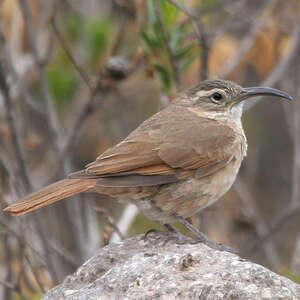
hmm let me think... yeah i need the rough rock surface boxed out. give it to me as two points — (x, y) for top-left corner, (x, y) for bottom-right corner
(43, 231), (300, 300)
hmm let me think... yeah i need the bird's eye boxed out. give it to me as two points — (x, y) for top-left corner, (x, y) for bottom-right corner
(211, 92), (223, 103)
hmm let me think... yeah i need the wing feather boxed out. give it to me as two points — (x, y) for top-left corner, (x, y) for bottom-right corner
(69, 106), (238, 187)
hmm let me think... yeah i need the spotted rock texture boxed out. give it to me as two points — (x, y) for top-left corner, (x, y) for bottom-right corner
(43, 232), (300, 300)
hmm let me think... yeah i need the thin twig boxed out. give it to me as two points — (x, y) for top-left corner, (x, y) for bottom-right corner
(244, 13), (300, 111)
(217, 0), (279, 79)
(0, 279), (14, 290)
(1, 40), (59, 281)
(290, 50), (300, 209)
(24, 255), (47, 293)
(290, 49), (300, 271)
(0, 63), (32, 192)
(47, 238), (78, 267)
(217, 20), (263, 79)
(0, 150), (14, 179)
(0, 278), (30, 300)
(192, 21), (210, 81)
(2, 230), (13, 300)
(110, 14), (127, 56)
(110, 204), (139, 243)
(0, 218), (47, 265)
(244, 4), (300, 254)
(0, 24), (45, 116)
(246, 206), (300, 255)
(50, 17), (92, 89)
(94, 206), (124, 240)
(165, 0), (210, 80)
(153, 0), (181, 89)
(165, 0), (195, 18)
(62, 84), (110, 158)
(19, 258), (40, 295)
(0, 216), (77, 280)
(234, 179), (280, 269)
(16, 238), (42, 295)
(18, 0), (64, 153)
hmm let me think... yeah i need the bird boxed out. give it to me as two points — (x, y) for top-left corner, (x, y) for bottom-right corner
(3, 79), (292, 251)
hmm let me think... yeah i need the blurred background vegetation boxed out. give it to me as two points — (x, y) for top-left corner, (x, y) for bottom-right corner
(0, 0), (299, 298)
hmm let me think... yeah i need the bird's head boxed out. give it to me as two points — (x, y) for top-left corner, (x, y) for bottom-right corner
(179, 79), (293, 121)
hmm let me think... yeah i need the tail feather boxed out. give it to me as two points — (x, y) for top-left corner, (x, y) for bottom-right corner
(3, 178), (98, 216)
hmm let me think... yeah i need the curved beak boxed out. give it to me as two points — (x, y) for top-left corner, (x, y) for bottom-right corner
(237, 87), (293, 103)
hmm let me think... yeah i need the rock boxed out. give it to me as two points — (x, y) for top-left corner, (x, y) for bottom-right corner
(43, 231), (300, 300)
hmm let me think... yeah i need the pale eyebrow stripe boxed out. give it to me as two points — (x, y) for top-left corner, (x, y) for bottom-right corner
(195, 88), (225, 97)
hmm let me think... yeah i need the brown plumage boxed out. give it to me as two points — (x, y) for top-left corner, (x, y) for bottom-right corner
(6, 179), (98, 216)
(3, 79), (292, 234)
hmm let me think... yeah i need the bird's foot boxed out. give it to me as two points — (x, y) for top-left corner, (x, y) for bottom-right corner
(143, 228), (163, 240)
(163, 223), (181, 234)
(143, 223), (180, 240)
(193, 237), (237, 254)
(172, 214), (238, 254)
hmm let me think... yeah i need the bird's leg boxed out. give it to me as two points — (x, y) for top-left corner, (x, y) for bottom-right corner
(164, 223), (180, 234)
(143, 223), (174, 239)
(173, 214), (237, 253)
(144, 228), (161, 238)
(143, 223), (180, 240)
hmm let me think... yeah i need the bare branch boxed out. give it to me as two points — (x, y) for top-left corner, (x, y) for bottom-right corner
(0, 278), (30, 300)
(165, 0), (195, 18)
(192, 21), (210, 81)
(242, 3), (300, 257)
(50, 17), (92, 89)
(217, 0), (279, 79)
(0, 62), (32, 192)
(110, 14), (127, 56)
(217, 21), (263, 79)
(0, 216), (77, 281)
(18, 0), (64, 153)
(47, 238), (78, 267)
(0, 25), (46, 116)
(2, 229), (13, 300)
(244, 11), (300, 111)
(246, 206), (300, 255)
(24, 255), (46, 293)
(165, 0), (210, 80)
(110, 204), (138, 243)
(94, 206), (124, 240)
(290, 49), (300, 271)
(234, 179), (280, 269)
(290, 55), (300, 209)
(153, 0), (181, 89)
(0, 218), (47, 266)
(62, 86), (110, 158)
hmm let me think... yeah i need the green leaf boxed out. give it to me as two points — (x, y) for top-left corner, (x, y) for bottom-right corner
(174, 43), (196, 60)
(63, 14), (82, 41)
(153, 19), (164, 40)
(180, 52), (201, 72)
(15, 293), (43, 300)
(84, 18), (112, 65)
(129, 213), (187, 236)
(202, 0), (219, 10)
(141, 29), (162, 50)
(46, 66), (77, 110)
(146, 0), (157, 25)
(158, 0), (180, 28)
(169, 27), (184, 51)
(280, 267), (300, 284)
(153, 63), (171, 90)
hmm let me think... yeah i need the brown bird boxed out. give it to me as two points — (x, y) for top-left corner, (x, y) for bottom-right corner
(3, 79), (292, 250)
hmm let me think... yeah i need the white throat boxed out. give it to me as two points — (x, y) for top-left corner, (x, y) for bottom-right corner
(229, 102), (244, 124)
(200, 102), (244, 126)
